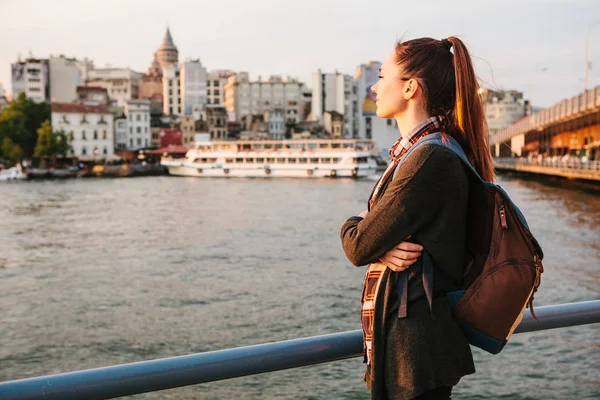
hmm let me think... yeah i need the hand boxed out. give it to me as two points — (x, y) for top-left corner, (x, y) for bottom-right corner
(379, 241), (423, 272)
(358, 210), (368, 218)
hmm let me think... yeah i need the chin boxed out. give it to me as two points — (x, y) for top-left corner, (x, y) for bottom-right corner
(376, 108), (391, 119)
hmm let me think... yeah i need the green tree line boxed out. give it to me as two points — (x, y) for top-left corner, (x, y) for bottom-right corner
(0, 93), (72, 164)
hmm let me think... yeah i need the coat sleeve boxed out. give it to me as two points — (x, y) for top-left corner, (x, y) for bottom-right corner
(340, 145), (456, 267)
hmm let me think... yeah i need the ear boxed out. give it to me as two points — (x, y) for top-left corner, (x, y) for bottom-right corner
(404, 78), (419, 100)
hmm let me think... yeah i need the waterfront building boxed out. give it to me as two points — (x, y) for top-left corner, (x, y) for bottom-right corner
(162, 63), (181, 116)
(180, 60), (207, 116)
(207, 70), (232, 108)
(124, 100), (151, 150)
(224, 73), (303, 124)
(86, 68), (142, 108)
(139, 53), (164, 100)
(11, 57), (50, 102)
(311, 69), (359, 138)
(51, 103), (115, 159)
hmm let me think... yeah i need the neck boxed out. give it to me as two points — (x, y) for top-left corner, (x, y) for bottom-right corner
(395, 107), (431, 140)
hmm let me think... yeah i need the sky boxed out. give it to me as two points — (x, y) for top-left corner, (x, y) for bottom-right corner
(1, 0), (599, 108)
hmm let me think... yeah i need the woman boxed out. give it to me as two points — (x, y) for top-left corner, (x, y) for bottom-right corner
(340, 37), (495, 399)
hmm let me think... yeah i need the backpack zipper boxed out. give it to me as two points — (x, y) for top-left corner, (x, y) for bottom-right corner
(492, 202), (508, 259)
(454, 258), (536, 313)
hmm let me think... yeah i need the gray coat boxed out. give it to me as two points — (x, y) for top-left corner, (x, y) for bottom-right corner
(341, 144), (475, 399)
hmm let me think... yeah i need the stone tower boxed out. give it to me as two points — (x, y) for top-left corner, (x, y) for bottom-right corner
(156, 26), (178, 70)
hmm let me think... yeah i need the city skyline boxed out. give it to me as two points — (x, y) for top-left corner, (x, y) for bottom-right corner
(1, 0), (599, 108)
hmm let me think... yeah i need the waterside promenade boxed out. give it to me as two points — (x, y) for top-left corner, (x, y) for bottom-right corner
(494, 157), (600, 181)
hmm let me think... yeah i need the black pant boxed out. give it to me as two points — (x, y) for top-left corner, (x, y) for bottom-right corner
(412, 386), (452, 400)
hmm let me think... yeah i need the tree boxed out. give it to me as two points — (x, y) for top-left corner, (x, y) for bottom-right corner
(1, 137), (23, 163)
(34, 120), (53, 159)
(0, 93), (50, 158)
(52, 130), (72, 158)
(34, 120), (72, 161)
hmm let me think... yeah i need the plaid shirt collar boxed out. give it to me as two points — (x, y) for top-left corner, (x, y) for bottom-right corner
(389, 115), (443, 162)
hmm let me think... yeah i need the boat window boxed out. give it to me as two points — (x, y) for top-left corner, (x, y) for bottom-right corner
(264, 144), (273, 149)
(267, 158), (275, 163)
(319, 143), (330, 149)
(225, 158), (234, 163)
(277, 158), (286, 163)
(299, 158), (307, 164)
(307, 143), (317, 149)
(332, 143), (341, 149)
(322, 157), (331, 163)
(246, 158), (255, 163)
(256, 158), (264, 163)
(343, 143), (355, 149)
(275, 144), (283, 149)
(235, 158), (244, 163)
(333, 157), (342, 163)
(310, 158), (319, 163)
(288, 158), (297, 163)
(207, 158), (217, 163)
(253, 144), (263, 151)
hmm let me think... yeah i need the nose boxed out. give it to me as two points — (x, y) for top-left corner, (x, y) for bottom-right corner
(371, 82), (378, 93)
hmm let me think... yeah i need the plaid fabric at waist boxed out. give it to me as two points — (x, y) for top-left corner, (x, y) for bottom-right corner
(361, 262), (387, 366)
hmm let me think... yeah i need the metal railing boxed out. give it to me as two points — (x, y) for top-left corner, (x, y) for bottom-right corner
(495, 157), (600, 171)
(1, 300), (600, 400)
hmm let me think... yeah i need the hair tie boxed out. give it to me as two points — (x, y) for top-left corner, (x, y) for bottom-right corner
(441, 38), (452, 50)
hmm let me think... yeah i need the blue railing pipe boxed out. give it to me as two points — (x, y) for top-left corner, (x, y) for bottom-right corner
(1, 300), (599, 400)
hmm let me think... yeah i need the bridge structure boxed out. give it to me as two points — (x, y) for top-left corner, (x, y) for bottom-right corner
(489, 85), (600, 160)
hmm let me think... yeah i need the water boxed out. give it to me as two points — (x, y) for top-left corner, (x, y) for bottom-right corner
(0, 175), (599, 399)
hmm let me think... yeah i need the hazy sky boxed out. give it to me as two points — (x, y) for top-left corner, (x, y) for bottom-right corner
(1, 0), (599, 108)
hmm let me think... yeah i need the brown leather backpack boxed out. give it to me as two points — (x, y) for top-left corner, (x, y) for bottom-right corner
(400, 133), (544, 354)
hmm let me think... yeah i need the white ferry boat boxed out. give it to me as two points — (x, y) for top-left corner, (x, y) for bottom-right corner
(161, 139), (378, 178)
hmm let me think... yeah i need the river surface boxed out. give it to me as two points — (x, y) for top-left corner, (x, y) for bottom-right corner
(0, 175), (599, 399)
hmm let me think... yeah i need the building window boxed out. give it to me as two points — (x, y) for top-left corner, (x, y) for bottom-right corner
(136, 114), (141, 122)
(387, 119), (393, 126)
(130, 139), (133, 146)
(93, 130), (98, 140)
(103, 147), (107, 155)
(169, 107), (173, 115)
(136, 127), (141, 133)
(129, 127), (133, 134)
(82, 130), (87, 140)
(102, 130), (107, 139)
(69, 131), (74, 141)
(213, 80), (219, 86)
(129, 114), (133, 121)
(145, 114), (148, 121)
(82, 146), (87, 155)
(145, 139), (148, 146)
(137, 138), (141, 146)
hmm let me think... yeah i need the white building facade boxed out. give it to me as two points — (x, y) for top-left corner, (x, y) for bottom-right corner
(49, 55), (82, 103)
(207, 70), (231, 108)
(125, 100), (151, 149)
(11, 59), (50, 102)
(224, 73), (303, 123)
(51, 103), (115, 159)
(265, 109), (285, 139)
(162, 63), (181, 116)
(180, 60), (207, 116)
(311, 69), (359, 138)
(115, 118), (128, 151)
(86, 68), (142, 107)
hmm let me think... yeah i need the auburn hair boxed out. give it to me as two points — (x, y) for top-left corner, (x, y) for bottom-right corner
(394, 37), (495, 182)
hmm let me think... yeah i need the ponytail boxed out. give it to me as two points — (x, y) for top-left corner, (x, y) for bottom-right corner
(447, 37), (495, 182)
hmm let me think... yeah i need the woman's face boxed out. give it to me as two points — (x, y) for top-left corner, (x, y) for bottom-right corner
(370, 51), (410, 119)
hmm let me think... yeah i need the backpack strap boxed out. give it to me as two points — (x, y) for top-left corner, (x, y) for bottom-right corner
(393, 132), (484, 183)
(392, 132), (477, 319)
